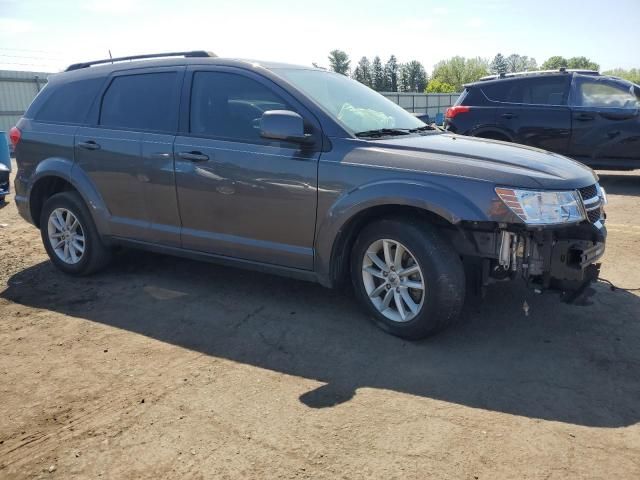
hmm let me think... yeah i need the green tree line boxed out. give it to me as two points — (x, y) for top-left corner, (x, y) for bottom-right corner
(326, 50), (637, 93)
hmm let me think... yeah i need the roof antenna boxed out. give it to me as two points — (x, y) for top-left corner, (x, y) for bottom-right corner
(108, 49), (113, 64)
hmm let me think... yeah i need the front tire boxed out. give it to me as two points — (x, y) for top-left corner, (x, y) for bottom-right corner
(40, 191), (112, 275)
(351, 218), (465, 339)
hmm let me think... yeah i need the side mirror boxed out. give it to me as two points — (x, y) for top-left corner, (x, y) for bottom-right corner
(260, 110), (314, 145)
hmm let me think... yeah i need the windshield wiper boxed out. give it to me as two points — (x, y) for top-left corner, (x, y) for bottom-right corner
(355, 128), (412, 138)
(409, 125), (436, 132)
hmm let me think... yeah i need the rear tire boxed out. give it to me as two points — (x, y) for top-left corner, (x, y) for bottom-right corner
(351, 218), (465, 340)
(40, 191), (112, 275)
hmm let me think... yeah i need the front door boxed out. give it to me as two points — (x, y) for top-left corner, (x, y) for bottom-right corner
(568, 75), (640, 168)
(174, 68), (320, 270)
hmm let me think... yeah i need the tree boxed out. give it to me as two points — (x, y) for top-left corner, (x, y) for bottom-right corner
(372, 56), (386, 91)
(384, 55), (399, 92)
(399, 60), (428, 92)
(431, 56), (489, 91)
(603, 68), (640, 85)
(490, 53), (508, 75)
(425, 79), (457, 93)
(541, 56), (599, 71)
(567, 56), (600, 71)
(328, 50), (350, 75)
(541, 56), (568, 70)
(505, 54), (537, 73)
(353, 56), (373, 87)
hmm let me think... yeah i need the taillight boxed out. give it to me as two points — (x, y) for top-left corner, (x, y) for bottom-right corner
(9, 126), (21, 148)
(445, 106), (471, 119)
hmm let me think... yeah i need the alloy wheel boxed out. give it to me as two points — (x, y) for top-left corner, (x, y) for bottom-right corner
(361, 238), (425, 322)
(47, 208), (86, 264)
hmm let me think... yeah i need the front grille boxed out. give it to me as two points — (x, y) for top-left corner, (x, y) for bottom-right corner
(587, 208), (601, 223)
(579, 184), (597, 200)
(578, 184), (602, 224)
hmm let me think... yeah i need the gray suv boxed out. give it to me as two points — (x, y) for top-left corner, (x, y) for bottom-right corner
(11, 51), (607, 339)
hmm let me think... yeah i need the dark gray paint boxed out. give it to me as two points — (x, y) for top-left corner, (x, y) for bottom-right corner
(13, 57), (600, 287)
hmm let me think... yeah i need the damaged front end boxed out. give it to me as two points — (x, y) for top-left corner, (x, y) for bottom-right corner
(454, 183), (607, 302)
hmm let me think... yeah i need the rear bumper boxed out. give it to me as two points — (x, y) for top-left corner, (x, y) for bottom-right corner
(13, 173), (32, 222)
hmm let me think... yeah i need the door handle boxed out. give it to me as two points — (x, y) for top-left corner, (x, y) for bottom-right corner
(150, 152), (172, 159)
(501, 113), (517, 119)
(575, 113), (595, 121)
(78, 140), (101, 150)
(178, 151), (209, 162)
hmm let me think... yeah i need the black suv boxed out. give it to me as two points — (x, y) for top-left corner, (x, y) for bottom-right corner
(11, 52), (607, 339)
(445, 69), (640, 170)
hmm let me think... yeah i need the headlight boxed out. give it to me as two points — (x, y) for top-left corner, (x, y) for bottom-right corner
(597, 184), (608, 205)
(495, 187), (585, 225)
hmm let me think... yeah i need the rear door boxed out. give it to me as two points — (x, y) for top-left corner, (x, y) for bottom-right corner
(75, 68), (183, 245)
(174, 67), (321, 270)
(568, 75), (640, 168)
(482, 76), (572, 153)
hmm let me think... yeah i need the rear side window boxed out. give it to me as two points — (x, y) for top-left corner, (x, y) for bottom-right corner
(189, 71), (291, 143)
(100, 72), (178, 132)
(482, 77), (568, 105)
(35, 78), (103, 124)
(455, 87), (488, 106)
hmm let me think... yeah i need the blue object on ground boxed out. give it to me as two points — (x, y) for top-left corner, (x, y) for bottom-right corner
(0, 132), (11, 171)
(435, 112), (445, 126)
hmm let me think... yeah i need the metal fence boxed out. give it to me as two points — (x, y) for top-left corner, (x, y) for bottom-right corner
(381, 92), (460, 119)
(0, 70), (49, 133)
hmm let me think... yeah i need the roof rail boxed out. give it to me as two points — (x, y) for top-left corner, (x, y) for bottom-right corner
(476, 68), (600, 82)
(65, 50), (216, 72)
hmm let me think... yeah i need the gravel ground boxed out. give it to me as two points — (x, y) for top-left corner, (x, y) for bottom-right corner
(1, 163), (639, 479)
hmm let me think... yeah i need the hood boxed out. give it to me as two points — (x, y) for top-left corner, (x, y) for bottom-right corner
(345, 133), (598, 190)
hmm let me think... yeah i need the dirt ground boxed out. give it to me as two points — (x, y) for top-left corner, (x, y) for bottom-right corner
(1, 162), (639, 479)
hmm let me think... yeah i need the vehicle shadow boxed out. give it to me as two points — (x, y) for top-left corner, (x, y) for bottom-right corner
(598, 172), (639, 196)
(3, 250), (639, 428)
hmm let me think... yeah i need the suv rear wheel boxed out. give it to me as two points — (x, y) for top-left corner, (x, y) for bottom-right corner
(351, 218), (465, 339)
(40, 191), (112, 275)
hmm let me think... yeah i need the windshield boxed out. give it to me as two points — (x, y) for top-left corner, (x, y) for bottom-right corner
(273, 68), (425, 134)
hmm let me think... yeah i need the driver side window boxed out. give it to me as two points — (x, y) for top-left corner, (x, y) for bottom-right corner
(190, 71), (292, 143)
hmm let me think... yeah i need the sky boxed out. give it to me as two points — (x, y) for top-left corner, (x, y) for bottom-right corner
(0, 0), (638, 74)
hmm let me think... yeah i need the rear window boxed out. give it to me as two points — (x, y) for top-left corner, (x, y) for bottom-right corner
(35, 78), (103, 124)
(99, 72), (178, 132)
(482, 76), (568, 105)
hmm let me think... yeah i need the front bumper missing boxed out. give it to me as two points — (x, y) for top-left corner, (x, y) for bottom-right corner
(458, 220), (607, 301)
(499, 222), (606, 299)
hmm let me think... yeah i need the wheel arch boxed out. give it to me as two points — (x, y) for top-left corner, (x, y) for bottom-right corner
(314, 180), (489, 288)
(326, 204), (454, 287)
(27, 158), (110, 233)
(29, 175), (76, 228)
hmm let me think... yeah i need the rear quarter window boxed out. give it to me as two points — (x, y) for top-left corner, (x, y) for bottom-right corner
(455, 87), (489, 106)
(34, 77), (104, 124)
